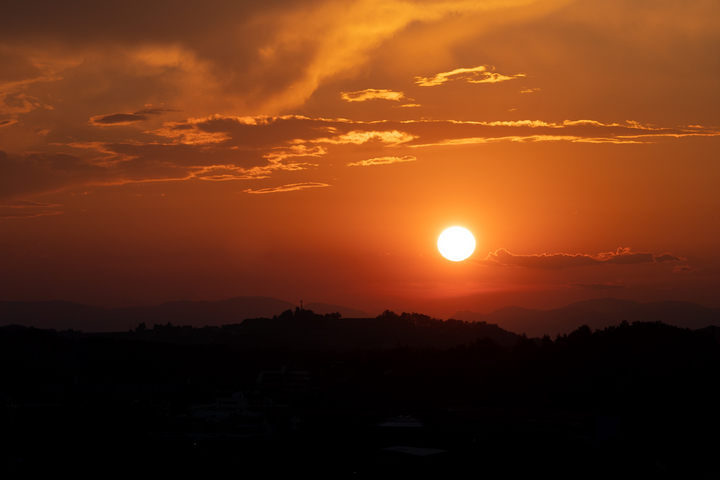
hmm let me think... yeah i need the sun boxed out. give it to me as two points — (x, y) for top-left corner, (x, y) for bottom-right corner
(438, 227), (476, 261)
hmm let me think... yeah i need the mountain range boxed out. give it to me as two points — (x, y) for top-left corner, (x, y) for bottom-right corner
(0, 296), (295, 332)
(452, 298), (720, 338)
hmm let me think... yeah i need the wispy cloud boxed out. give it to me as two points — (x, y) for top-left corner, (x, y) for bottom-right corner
(481, 247), (685, 270)
(308, 130), (415, 146)
(341, 89), (406, 102)
(0, 198), (64, 220)
(0, 200), (62, 208)
(0, 91), (54, 115)
(569, 283), (625, 290)
(0, 210), (64, 220)
(243, 182), (330, 194)
(406, 119), (720, 148)
(4, 114), (718, 198)
(347, 155), (416, 167)
(415, 65), (524, 87)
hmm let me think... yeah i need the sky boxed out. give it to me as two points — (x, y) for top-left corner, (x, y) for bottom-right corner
(1, 0), (719, 317)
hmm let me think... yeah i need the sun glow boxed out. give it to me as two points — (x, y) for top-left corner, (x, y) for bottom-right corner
(438, 227), (476, 261)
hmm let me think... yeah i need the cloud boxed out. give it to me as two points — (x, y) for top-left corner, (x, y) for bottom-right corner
(483, 248), (601, 269)
(0, 150), (106, 199)
(243, 182), (330, 194)
(0, 91), (54, 115)
(0, 200), (62, 208)
(594, 247), (655, 265)
(347, 155), (416, 167)
(150, 123), (232, 145)
(4, 114), (718, 199)
(90, 107), (176, 126)
(0, 210), (64, 220)
(415, 65), (525, 87)
(653, 253), (684, 263)
(91, 113), (150, 125)
(0, 119), (18, 128)
(341, 89), (406, 102)
(0, 52), (42, 84)
(482, 247), (685, 270)
(0, 198), (64, 220)
(0, 52), (61, 116)
(520, 87), (540, 93)
(405, 119), (720, 148)
(569, 283), (625, 291)
(309, 130), (415, 146)
(672, 265), (698, 274)
(0, 0), (571, 115)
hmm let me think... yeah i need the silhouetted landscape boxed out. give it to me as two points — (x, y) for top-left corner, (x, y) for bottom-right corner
(2, 299), (719, 477)
(3, 0), (718, 477)
(3, 296), (719, 335)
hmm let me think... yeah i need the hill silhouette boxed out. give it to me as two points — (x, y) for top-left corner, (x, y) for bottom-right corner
(303, 302), (370, 318)
(234, 308), (520, 349)
(3, 296), (719, 339)
(453, 297), (720, 337)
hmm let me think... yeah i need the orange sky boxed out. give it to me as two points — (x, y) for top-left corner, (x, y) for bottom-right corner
(1, 0), (719, 317)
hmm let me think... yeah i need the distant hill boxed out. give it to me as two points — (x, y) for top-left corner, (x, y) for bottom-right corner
(108, 296), (297, 330)
(452, 298), (720, 337)
(303, 302), (370, 318)
(0, 296), (297, 332)
(0, 300), (108, 332)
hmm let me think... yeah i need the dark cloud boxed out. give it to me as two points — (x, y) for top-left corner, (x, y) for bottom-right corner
(672, 265), (698, 274)
(483, 247), (684, 270)
(654, 253), (685, 263)
(133, 108), (178, 115)
(0, 128), (325, 198)
(569, 283), (625, 291)
(483, 248), (601, 269)
(0, 1), (276, 44)
(599, 250), (654, 265)
(0, 150), (105, 199)
(90, 108), (176, 125)
(91, 113), (149, 125)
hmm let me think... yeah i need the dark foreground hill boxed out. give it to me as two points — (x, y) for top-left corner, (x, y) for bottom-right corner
(11, 308), (520, 349)
(1, 320), (718, 476)
(303, 302), (370, 318)
(453, 297), (720, 337)
(218, 309), (520, 349)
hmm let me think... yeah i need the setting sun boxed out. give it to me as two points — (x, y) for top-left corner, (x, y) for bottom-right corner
(438, 227), (476, 262)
